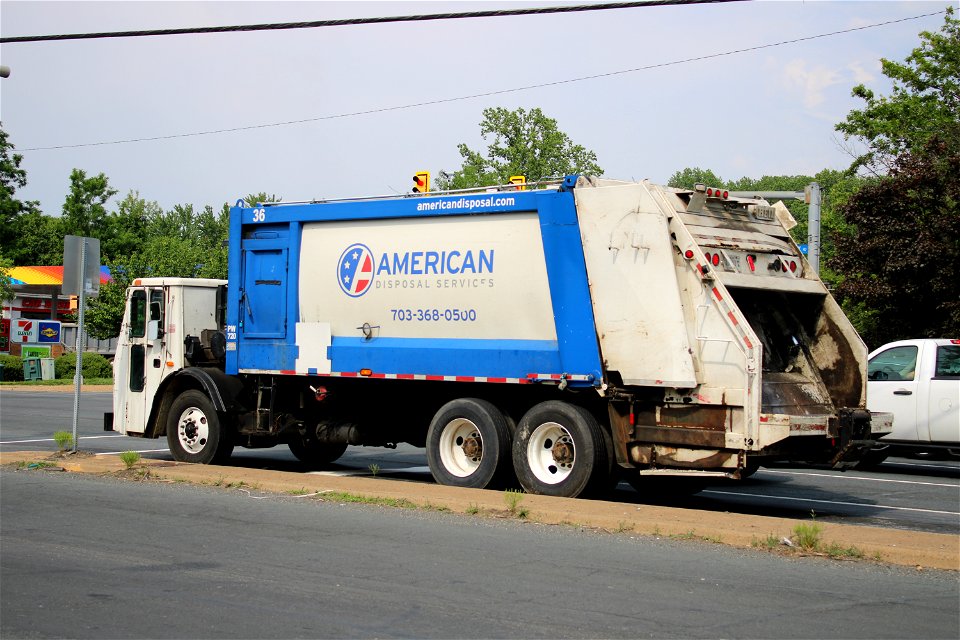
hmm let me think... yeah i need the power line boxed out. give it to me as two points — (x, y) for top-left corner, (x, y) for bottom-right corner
(17, 9), (947, 152)
(1, 0), (742, 43)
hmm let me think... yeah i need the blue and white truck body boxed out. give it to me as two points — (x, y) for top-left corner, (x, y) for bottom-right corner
(109, 176), (892, 498)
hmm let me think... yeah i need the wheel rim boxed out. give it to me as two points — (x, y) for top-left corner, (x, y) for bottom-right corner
(526, 421), (575, 485)
(176, 406), (210, 454)
(438, 418), (483, 478)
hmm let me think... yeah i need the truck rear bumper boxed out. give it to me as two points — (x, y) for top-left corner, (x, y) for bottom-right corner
(830, 408), (883, 469)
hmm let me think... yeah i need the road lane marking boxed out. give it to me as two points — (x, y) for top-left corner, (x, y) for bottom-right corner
(0, 434), (125, 444)
(307, 465), (432, 477)
(882, 461), (960, 472)
(96, 449), (171, 456)
(759, 469), (958, 488)
(701, 489), (960, 516)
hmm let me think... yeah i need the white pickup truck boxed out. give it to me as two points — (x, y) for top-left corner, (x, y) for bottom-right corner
(862, 339), (960, 466)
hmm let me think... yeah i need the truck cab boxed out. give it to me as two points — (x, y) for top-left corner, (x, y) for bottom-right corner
(111, 278), (227, 440)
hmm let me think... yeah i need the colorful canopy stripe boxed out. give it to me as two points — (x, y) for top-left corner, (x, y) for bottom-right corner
(7, 266), (112, 286)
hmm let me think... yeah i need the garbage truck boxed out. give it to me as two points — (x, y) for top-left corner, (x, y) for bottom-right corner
(106, 176), (893, 498)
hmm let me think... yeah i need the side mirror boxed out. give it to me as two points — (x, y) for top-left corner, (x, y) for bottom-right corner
(147, 319), (161, 341)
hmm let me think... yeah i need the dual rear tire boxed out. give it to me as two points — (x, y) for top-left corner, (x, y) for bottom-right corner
(426, 398), (512, 489)
(426, 398), (612, 498)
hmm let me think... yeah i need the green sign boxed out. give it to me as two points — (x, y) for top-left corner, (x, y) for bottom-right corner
(21, 345), (51, 358)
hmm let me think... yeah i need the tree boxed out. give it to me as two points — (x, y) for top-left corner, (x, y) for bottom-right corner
(5, 210), (64, 265)
(100, 192), (157, 262)
(61, 168), (117, 239)
(436, 107), (602, 190)
(0, 254), (13, 303)
(245, 192), (281, 205)
(0, 124), (42, 258)
(85, 202), (230, 339)
(666, 167), (725, 190)
(829, 127), (960, 346)
(836, 8), (959, 175)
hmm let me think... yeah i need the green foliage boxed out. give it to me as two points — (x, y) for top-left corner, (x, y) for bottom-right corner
(0, 354), (24, 381)
(830, 127), (960, 346)
(0, 253), (13, 302)
(119, 451), (141, 469)
(53, 430), (73, 452)
(85, 200), (229, 339)
(503, 488), (528, 517)
(100, 191), (158, 261)
(0, 124), (42, 254)
(666, 167), (725, 189)
(245, 192), (281, 205)
(836, 8), (960, 175)
(61, 168), (117, 240)
(54, 351), (113, 380)
(436, 107), (602, 190)
(792, 522), (823, 551)
(5, 209), (64, 266)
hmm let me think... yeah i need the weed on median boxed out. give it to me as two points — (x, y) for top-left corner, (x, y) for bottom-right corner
(751, 523), (869, 561)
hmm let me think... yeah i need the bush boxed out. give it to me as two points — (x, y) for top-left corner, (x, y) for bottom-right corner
(54, 352), (113, 380)
(0, 354), (24, 381)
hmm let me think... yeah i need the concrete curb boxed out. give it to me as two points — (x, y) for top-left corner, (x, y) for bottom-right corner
(3, 450), (957, 571)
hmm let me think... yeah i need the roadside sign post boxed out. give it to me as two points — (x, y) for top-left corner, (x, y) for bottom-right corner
(62, 236), (100, 453)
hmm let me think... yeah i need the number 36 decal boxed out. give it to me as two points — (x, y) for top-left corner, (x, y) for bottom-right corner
(252, 208), (266, 222)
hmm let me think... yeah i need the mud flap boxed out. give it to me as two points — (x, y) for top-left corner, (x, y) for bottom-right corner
(829, 408), (874, 469)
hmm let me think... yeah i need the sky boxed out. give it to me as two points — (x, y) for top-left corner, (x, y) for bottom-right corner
(0, 0), (954, 218)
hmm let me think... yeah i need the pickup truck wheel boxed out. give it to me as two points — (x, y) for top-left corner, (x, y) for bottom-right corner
(426, 398), (511, 489)
(288, 438), (348, 467)
(627, 475), (708, 497)
(166, 390), (228, 464)
(512, 401), (606, 498)
(853, 447), (889, 470)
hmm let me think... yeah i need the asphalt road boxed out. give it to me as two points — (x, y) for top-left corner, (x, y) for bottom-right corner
(2, 390), (958, 535)
(2, 469), (958, 640)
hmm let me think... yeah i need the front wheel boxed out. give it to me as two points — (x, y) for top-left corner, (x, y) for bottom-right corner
(426, 398), (512, 489)
(166, 390), (232, 464)
(512, 401), (610, 498)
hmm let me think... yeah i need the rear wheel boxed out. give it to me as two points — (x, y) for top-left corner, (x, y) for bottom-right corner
(288, 437), (348, 467)
(426, 398), (512, 489)
(512, 401), (610, 498)
(166, 390), (231, 464)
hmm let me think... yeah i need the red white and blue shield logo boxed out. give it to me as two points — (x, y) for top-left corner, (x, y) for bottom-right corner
(337, 243), (374, 297)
